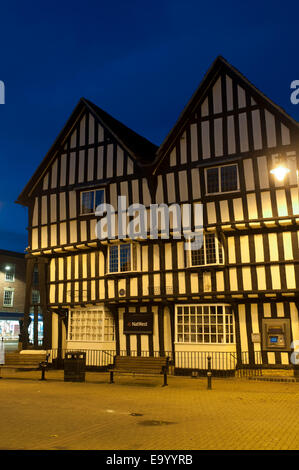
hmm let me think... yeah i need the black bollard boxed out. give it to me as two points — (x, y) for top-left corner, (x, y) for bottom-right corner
(207, 356), (212, 390)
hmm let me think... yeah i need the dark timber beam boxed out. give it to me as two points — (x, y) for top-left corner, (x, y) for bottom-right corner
(37, 257), (51, 350)
(22, 257), (36, 349)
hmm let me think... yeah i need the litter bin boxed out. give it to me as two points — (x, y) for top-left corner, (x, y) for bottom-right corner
(64, 351), (86, 382)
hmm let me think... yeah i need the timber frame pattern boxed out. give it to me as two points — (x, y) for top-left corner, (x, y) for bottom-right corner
(17, 56), (299, 371)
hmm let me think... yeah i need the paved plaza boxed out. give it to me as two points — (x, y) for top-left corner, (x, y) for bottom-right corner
(0, 369), (299, 450)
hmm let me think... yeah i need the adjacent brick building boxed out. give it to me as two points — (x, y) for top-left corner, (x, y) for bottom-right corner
(0, 249), (26, 348)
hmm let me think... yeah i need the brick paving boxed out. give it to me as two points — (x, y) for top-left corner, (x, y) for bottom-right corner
(0, 369), (299, 450)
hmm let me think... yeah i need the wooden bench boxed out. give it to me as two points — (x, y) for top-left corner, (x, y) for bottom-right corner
(0, 352), (49, 380)
(108, 356), (169, 386)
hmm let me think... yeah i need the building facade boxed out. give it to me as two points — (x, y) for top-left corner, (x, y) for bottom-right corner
(0, 249), (42, 350)
(17, 57), (299, 373)
(0, 250), (25, 349)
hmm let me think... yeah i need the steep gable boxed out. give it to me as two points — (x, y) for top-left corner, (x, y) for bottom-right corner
(17, 99), (158, 205)
(154, 56), (299, 172)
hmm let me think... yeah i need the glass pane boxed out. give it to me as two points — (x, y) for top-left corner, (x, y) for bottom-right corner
(205, 234), (217, 264)
(95, 189), (105, 208)
(81, 191), (94, 214)
(191, 246), (205, 266)
(206, 168), (219, 193)
(120, 244), (131, 272)
(109, 245), (119, 273)
(221, 165), (238, 192)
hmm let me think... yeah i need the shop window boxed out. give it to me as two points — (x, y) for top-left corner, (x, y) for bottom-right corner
(68, 308), (115, 342)
(175, 305), (234, 344)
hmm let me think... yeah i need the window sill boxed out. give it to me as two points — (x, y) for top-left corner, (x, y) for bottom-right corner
(105, 271), (138, 278)
(185, 264), (224, 270)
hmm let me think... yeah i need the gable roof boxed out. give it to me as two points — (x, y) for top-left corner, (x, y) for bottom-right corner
(83, 99), (158, 164)
(153, 55), (299, 173)
(17, 98), (158, 205)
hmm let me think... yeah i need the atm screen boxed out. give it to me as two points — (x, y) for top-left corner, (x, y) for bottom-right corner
(270, 336), (278, 343)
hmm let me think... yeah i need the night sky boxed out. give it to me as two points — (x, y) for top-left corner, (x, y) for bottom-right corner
(0, 0), (298, 252)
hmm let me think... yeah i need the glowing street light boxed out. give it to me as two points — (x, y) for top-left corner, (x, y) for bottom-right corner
(270, 164), (290, 182)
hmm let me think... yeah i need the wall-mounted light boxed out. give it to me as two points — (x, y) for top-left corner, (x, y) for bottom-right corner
(4, 265), (11, 271)
(270, 165), (290, 182)
(270, 154), (291, 182)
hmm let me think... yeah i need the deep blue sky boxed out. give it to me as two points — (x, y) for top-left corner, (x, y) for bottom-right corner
(0, 0), (298, 252)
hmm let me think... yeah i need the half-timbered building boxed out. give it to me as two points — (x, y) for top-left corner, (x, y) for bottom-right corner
(17, 56), (299, 374)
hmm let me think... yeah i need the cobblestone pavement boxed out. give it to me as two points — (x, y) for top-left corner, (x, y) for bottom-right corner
(0, 369), (299, 450)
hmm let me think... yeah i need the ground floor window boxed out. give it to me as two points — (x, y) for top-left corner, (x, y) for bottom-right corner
(28, 314), (44, 346)
(68, 308), (115, 342)
(175, 304), (234, 344)
(0, 320), (20, 340)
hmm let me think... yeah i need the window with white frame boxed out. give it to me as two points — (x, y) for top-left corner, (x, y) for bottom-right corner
(80, 188), (105, 214)
(68, 308), (115, 342)
(3, 289), (14, 307)
(175, 305), (234, 344)
(205, 164), (239, 194)
(108, 243), (138, 273)
(187, 233), (224, 267)
(5, 264), (15, 282)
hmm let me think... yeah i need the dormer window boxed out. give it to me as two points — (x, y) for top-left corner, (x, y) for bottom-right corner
(80, 189), (105, 215)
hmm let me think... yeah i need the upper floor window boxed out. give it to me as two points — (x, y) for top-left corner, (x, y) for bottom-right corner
(3, 288), (14, 307)
(187, 233), (224, 267)
(33, 267), (39, 286)
(205, 164), (239, 194)
(32, 290), (40, 304)
(5, 264), (15, 282)
(108, 243), (138, 274)
(80, 189), (105, 215)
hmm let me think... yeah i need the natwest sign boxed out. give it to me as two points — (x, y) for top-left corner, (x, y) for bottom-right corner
(123, 313), (153, 334)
